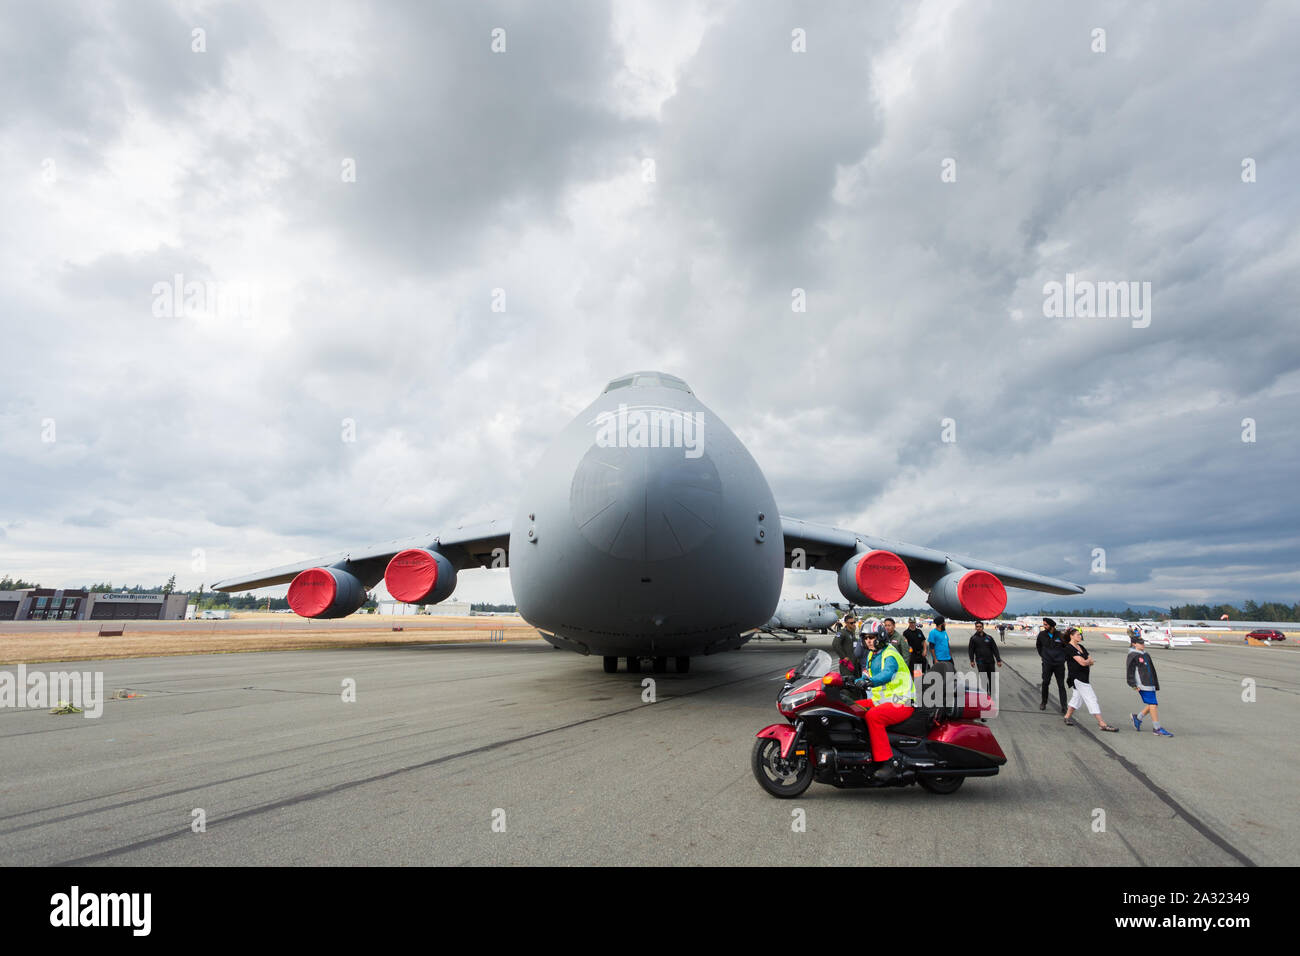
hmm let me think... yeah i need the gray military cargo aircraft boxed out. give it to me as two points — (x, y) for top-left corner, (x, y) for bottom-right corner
(760, 597), (842, 637)
(213, 370), (1083, 674)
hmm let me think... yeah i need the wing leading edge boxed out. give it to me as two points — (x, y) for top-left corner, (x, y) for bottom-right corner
(780, 515), (1084, 596)
(211, 519), (511, 592)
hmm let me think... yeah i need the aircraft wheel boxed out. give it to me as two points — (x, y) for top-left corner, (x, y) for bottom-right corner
(652, 656), (668, 673)
(674, 656), (690, 673)
(626, 657), (642, 673)
(602, 656), (618, 673)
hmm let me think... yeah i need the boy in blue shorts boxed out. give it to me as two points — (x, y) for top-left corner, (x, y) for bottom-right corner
(1126, 636), (1172, 736)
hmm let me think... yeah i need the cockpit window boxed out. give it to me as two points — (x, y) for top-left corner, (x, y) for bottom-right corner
(603, 371), (692, 394)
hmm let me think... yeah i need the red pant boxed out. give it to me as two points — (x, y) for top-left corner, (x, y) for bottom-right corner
(865, 702), (914, 761)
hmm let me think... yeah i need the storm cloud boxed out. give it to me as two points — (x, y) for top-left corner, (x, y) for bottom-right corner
(2, 0), (1297, 610)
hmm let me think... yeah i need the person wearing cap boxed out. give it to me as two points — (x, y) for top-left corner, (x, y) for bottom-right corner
(902, 617), (928, 677)
(1127, 635), (1172, 736)
(1062, 627), (1119, 731)
(1037, 617), (1070, 713)
(967, 620), (1002, 697)
(832, 612), (860, 676)
(996, 621), (1008, 643)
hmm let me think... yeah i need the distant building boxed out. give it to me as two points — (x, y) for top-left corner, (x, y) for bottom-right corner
(375, 599), (473, 617)
(0, 589), (189, 622)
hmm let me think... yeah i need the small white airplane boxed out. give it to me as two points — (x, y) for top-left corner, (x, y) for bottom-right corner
(1104, 624), (1208, 648)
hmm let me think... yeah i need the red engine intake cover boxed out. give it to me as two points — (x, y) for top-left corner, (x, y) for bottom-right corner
(287, 567), (337, 618)
(957, 570), (1007, 620)
(854, 549), (910, 604)
(384, 548), (457, 605)
(385, 549), (441, 603)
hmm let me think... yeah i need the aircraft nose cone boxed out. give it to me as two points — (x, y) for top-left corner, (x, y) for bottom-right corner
(569, 444), (722, 561)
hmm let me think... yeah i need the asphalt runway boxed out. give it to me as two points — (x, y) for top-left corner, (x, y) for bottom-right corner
(1, 628), (1294, 866)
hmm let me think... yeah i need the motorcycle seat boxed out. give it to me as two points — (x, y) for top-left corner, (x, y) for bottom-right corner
(888, 708), (938, 737)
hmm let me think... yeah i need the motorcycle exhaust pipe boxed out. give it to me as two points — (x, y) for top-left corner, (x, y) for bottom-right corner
(818, 748), (874, 769)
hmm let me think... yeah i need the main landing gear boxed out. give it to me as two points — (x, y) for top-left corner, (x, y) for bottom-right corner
(602, 655), (691, 674)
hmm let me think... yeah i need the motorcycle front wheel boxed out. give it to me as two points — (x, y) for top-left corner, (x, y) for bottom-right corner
(751, 737), (813, 798)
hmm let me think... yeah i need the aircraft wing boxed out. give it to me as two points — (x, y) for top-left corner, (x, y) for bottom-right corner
(780, 516), (1084, 596)
(211, 519), (511, 592)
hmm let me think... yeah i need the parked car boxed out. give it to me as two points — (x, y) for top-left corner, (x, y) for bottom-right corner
(1246, 629), (1286, 642)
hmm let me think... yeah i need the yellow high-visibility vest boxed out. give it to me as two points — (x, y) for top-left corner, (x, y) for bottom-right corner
(867, 644), (915, 705)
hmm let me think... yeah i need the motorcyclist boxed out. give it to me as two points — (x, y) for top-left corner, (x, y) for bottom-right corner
(852, 626), (916, 782)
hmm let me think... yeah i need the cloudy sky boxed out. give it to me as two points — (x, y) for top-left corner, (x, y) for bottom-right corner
(2, 0), (1297, 611)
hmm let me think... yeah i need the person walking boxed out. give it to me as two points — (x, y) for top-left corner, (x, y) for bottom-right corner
(1037, 618), (1069, 714)
(1127, 635), (1173, 736)
(928, 615), (956, 710)
(996, 622), (1008, 643)
(1061, 627), (1119, 731)
(967, 621), (1002, 697)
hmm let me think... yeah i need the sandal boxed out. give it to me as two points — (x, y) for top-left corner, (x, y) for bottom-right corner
(1063, 717), (1075, 726)
(1099, 724), (1119, 732)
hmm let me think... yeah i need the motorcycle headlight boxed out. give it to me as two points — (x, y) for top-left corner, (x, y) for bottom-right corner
(780, 690), (817, 711)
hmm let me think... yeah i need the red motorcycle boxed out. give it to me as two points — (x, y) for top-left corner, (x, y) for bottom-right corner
(752, 649), (1006, 797)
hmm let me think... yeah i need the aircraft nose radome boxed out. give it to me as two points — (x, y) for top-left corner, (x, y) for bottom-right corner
(569, 443), (721, 561)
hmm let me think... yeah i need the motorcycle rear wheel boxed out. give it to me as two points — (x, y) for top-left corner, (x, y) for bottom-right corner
(917, 774), (964, 794)
(751, 737), (813, 798)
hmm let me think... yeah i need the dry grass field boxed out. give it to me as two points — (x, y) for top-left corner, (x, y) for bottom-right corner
(0, 614), (541, 665)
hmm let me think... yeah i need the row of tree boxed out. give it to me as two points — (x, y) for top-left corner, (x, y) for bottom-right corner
(1168, 601), (1300, 622)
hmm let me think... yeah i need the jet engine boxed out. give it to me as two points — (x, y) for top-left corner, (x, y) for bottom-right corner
(926, 568), (1007, 621)
(837, 549), (910, 606)
(384, 548), (458, 605)
(287, 566), (368, 619)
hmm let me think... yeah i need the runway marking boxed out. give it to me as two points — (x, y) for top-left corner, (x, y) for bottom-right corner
(51, 668), (771, 865)
(1004, 659), (1257, 867)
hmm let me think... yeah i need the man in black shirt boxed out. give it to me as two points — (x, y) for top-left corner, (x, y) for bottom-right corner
(902, 617), (928, 676)
(1036, 618), (1069, 713)
(967, 621), (1002, 696)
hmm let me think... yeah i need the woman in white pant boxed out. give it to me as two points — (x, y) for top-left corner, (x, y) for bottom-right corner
(1062, 627), (1119, 731)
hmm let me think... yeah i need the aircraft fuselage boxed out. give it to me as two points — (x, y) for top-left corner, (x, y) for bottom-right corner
(508, 379), (783, 657)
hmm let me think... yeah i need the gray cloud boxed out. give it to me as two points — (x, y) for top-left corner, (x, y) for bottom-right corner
(2, 0), (1297, 610)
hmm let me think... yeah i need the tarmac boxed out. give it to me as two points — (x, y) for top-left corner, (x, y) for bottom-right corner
(1, 627), (1294, 866)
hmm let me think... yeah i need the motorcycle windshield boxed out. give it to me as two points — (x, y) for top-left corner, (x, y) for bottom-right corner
(793, 649), (833, 680)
